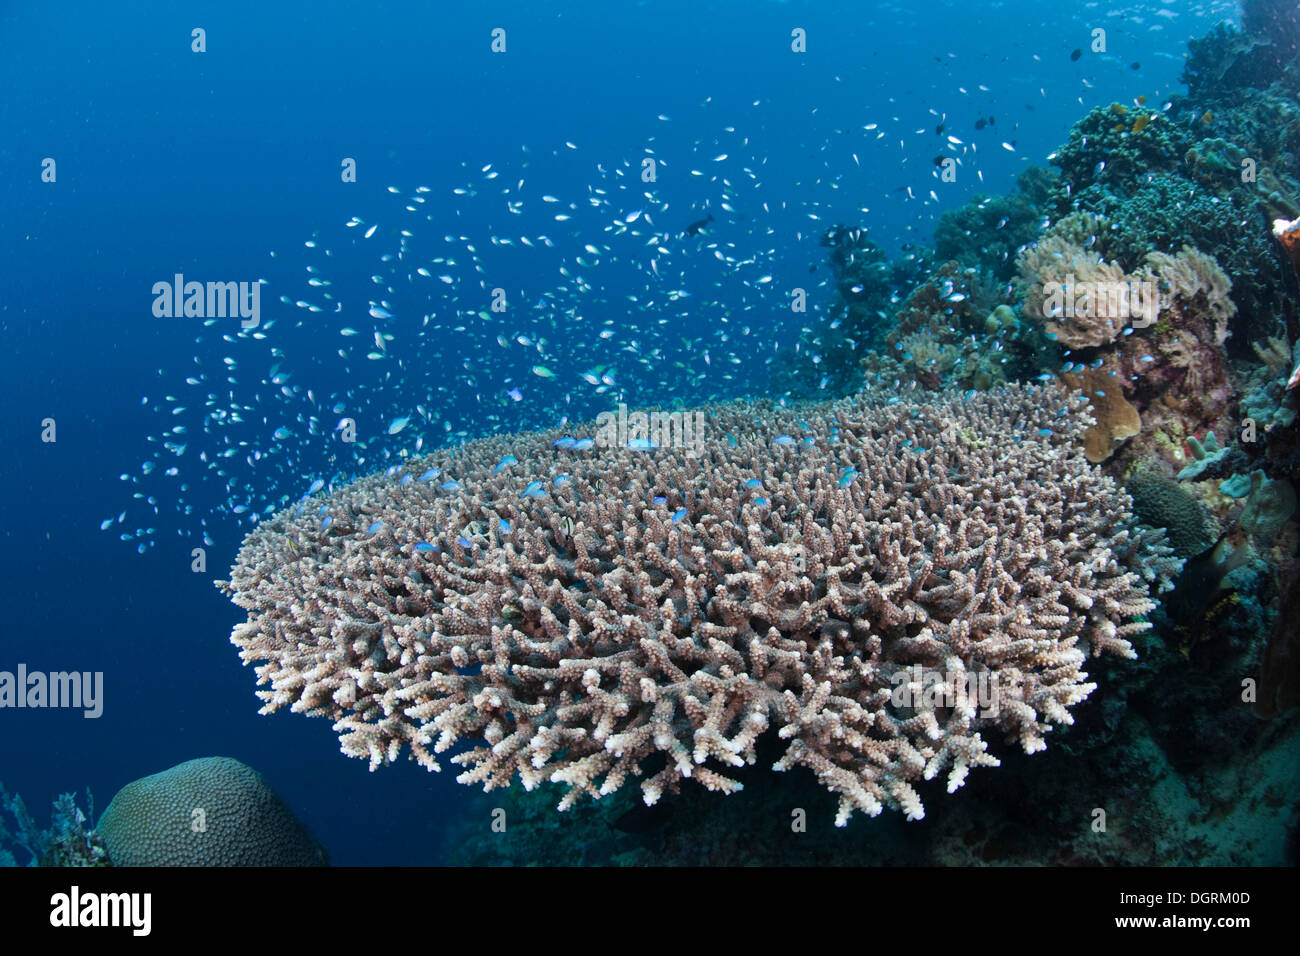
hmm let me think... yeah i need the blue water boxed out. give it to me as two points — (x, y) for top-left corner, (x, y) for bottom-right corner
(1, 0), (1238, 864)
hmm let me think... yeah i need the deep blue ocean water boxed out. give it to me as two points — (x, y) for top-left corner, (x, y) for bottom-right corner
(1, 0), (1242, 864)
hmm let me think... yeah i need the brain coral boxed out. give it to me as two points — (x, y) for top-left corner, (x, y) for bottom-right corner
(220, 386), (1179, 825)
(97, 757), (328, 866)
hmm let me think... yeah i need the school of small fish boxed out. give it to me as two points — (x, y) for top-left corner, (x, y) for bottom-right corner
(104, 4), (1225, 552)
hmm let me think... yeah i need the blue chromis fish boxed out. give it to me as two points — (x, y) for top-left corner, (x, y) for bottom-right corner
(414, 542), (438, 553)
(493, 455), (518, 473)
(366, 521), (385, 535)
(671, 508), (688, 523)
(522, 480), (547, 498)
(839, 469), (858, 488)
(773, 435), (796, 446)
(419, 468), (441, 481)
(439, 480), (462, 492)
(570, 438), (595, 451)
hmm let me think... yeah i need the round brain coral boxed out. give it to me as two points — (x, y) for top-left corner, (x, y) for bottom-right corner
(219, 386), (1180, 825)
(97, 757), (328, 866)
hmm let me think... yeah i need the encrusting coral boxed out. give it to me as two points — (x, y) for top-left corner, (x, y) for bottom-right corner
(220, 386), (1179, 825)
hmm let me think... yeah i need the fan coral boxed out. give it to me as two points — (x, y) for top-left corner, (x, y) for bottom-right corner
(219, 387), (1179, 825)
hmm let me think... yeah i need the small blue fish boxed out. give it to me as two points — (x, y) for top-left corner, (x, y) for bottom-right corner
(626, 438), (657, 451)
(773, 435), (796, 446)
(498, 520), (511, 535)
(1037, 428), (1054, 437)
(440, 480), (462, 491)
(571, 438), (595, 451)
(369, 305), (394, 319)
(506, 388), (523, 402)
(307, 478), (325, 495)
(744, 478), (764, 489)
(671, 508), (688, 523)
(419, 468), (441, 481)
(273, 426), (293, 440)
(553, 474), (571, 487)
(553, 437), (576, 449)
(366, 521), (385, 535)
(457, 536), (474, 549)
(838, 469), (857, 488)
(414, 542), (438, 553)
(400, 474), (413, 485)
(752, 497), (769, 508)
(494, 455), (518, 473)
(725, 432), (738, 447)
(522, 480), (547, 498)
(652, 496), (668, 505)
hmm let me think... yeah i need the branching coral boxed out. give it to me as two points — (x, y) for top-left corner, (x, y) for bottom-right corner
(220, 387), (1179, 825)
